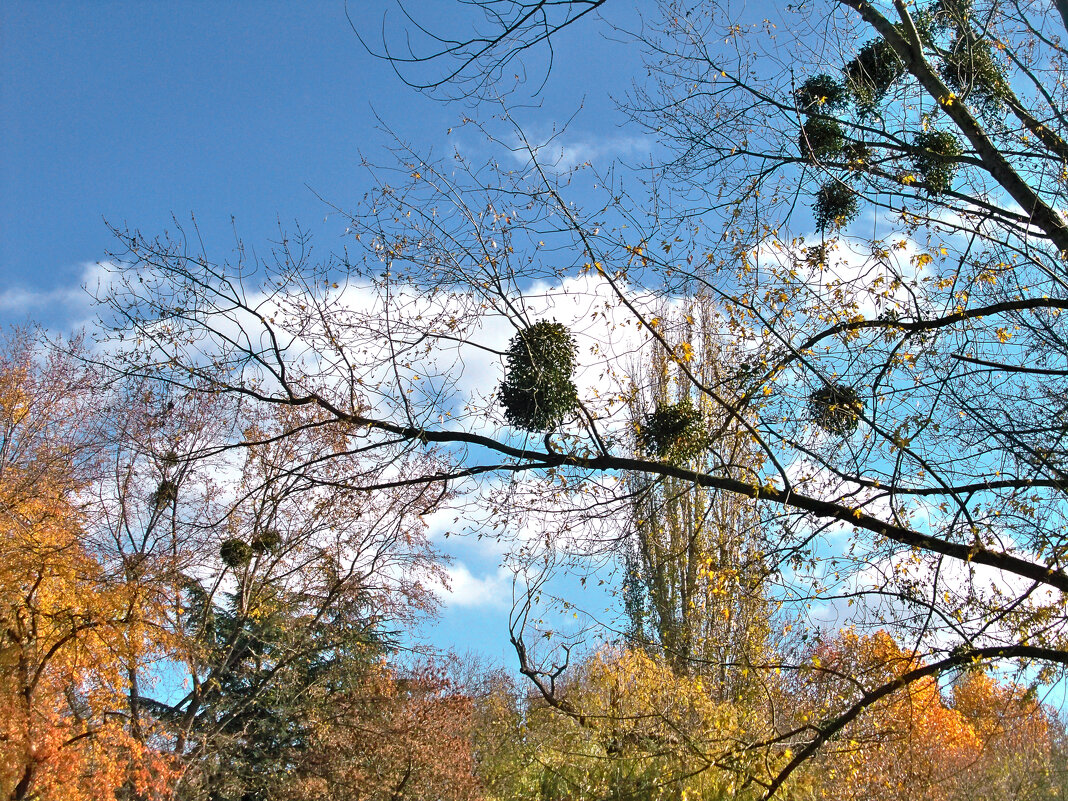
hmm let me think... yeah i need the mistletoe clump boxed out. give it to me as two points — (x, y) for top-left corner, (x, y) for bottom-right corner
(252, 529), (283, 555)
(795, 74), (849, 112)
(814, 180), (859, 230)
(912, 129), (963, 194)
(150, 479), (178, 509)
(799, 117), (846, 161)
(499, 320), (579, 432)
(809, 384), (864, 435)
(220, 538), (254, 568)
(841, 142), (873, 166)
(637, 399), (710, 461)
(940, 38), (1008, 109)
(845, 38), (905, 112)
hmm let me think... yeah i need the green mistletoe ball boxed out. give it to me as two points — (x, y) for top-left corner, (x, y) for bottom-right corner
(637, 399), (710, 461)
(220, 538), (254, 568)
(809, 383), (864, 435)
(814, 181), (859, 230)
(500, 320), (579, 432)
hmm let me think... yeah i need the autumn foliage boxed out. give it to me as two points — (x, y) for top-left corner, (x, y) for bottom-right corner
(0, 336), (474, 801)
(3, 329), (1066, 801)
(0, 339), (174, 800)
(281, 662), (481, 801)
(790, 630), (1061, 801)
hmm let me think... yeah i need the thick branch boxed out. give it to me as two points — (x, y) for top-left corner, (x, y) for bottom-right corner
(336, 407), (1068, 594)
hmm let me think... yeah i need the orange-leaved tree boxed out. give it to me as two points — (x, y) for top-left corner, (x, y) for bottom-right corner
(788, 629), (1065, 800)
(950, 668), (1059, 800)
(792, 629), (979, 801)
(0, 335), (174, 801)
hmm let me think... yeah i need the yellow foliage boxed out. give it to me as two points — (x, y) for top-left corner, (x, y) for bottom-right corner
(504, 647), (776, 800)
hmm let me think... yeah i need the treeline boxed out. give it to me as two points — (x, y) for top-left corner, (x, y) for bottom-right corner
(2, 329), (1065, 800)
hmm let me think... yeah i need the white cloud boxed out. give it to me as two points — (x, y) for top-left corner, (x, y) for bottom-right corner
(529, 134), (650, 173)
(0, 285), (81, 311)
(0, 261), (114, 329)
(749, 235), (932, 322)
(430, 562), (514, 609)
(445, 119), (651, 180)
(806, 541), (1066, 650)
(285, 270), (671, 440)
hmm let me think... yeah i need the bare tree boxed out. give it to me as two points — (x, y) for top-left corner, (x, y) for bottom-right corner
(71, 342), (450, 798)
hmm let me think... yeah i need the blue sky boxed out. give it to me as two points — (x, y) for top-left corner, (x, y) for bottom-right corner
(3, 2), (454, 323)
(1, 0), (649, 659)
(0, 1), (643, 312)
(0, 0), (988, 668)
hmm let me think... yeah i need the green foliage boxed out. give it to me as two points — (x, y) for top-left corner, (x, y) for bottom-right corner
(845, 38), (905, 112)
(251, 529), (282, 555)
(808, 383), (864, 435)
(219, 538), (253, 568)
(499, 320), (579, 432)
(798, 117), (845, 161)
(933, 0), (975, 18)
(165, 579), (389, 801)
(912, 129), (963, 194)
(814, 180), (859, 229)
(150, 479), (178, 508)
(940, 36), (1008, 110)
(795, 74), (849, 112)
(637, 399), (710, 462)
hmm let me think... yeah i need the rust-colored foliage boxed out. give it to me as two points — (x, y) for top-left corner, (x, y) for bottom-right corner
(281, 661), (481, 801)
